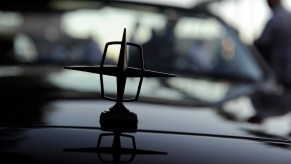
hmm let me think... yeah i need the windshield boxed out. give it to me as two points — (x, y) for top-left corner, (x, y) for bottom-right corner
(0, 2), (267, 106)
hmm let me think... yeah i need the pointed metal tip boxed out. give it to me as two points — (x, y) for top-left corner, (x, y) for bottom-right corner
(117, 28), (128, 71)
(122, 28), (126, 41)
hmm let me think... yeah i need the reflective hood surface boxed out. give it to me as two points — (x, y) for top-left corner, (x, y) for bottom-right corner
(1, 100), (291, 163)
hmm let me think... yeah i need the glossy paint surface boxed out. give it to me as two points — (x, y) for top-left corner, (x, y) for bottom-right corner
(1, 100), (291, 163)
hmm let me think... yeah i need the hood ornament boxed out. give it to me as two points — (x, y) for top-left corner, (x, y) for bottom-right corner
(65, 28), (176, 131)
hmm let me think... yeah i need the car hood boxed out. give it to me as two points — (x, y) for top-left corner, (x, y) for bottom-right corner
(1, 100), (291, 163)
(0, 99), (278, 136)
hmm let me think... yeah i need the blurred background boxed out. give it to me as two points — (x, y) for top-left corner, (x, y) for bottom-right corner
(1, 0), (290, 64)
(1, 0), (289, 64)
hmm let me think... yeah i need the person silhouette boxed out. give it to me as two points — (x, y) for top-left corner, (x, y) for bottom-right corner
(248, 0), (291, 124)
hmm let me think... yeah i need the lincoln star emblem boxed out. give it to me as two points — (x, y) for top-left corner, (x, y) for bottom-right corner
(65, 28), (176, 130)
(64, 28), (173, 162)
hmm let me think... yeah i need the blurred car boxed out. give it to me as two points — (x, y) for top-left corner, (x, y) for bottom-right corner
(1, 0), (291, 163)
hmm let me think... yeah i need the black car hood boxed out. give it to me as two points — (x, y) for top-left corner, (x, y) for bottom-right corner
(2, 127), (291, 164)
(1, 100), (291, 163)
(0, 99), (272, 136)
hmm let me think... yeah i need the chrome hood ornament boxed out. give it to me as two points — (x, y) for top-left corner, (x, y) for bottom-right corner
(65, 28), (176, 131)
